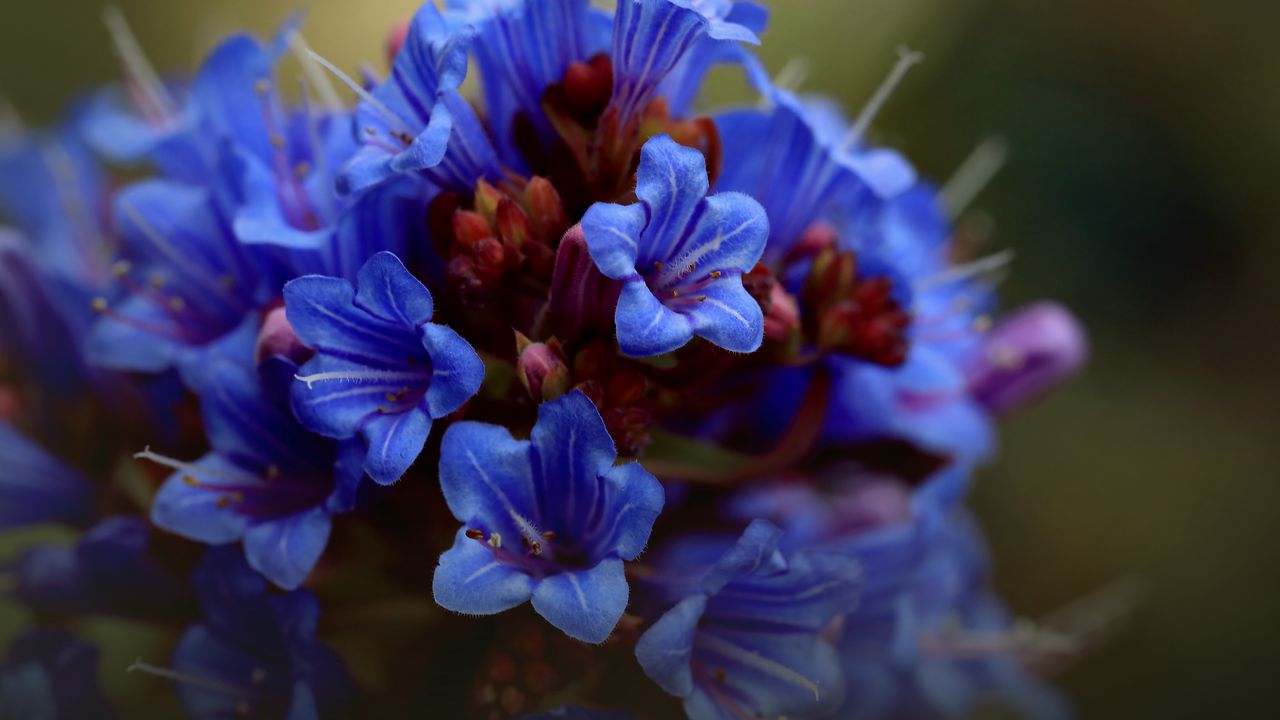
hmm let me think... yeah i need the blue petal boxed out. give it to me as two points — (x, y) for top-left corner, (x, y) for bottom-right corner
(190, 34), (275, 163)
(693, 628), (845, 718)
(0, 422), (96, 529)
(283, 275), (422, 364)
(242, 507), (332, 590)
(432, 527), (534, 615)
(420, 323), (485, 418)
(171, 625), (264, 720)
(614, 280), (693, 357)
(588, 462), (665, 561)
(437, 421), (538, 540)
(581, 201), (647, 280)
(354, 251), (434, 326)
(359, 407), (433, 485)
(700, 519), (784, 594)
(634, 135), (708, 267)
(610, 1), (758, 125)
(200, 360), (316, 471)
(666, 191), (768, 275)
(635, 594), (706, 697)
(682, 278), (763, 353)
(324, 439), (366, 514)
(529, 390), (617, 532)
(291, 354), (394, 439)
(450, 0), (605, 159)
(151, 453), (253, 544)
(704, 549), (861, 632)
(531, 558), (628, 644)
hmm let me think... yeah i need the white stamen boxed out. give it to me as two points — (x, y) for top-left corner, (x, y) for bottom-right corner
(843, 46), (924, 150)
(487, 532), (502, 549)
(127, 658), (250, 699)
(133, 446), (245, 484)
(305, 49), (409, 132)
(916, 248), (1015, 291)
(287, 31), (344, 111)
(773, 56), (812, 94)
(696, 633), (821, 700)
(293, 369), (424, 390)
(940, 137), (1010, 218)
(1036, 577), (1148, 656)
(102, 6), (176, 119)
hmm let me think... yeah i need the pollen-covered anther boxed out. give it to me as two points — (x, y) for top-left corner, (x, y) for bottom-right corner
(111, 260), (132, 277)
(91, 296), (109, 313)
(465, 528), (485, 540)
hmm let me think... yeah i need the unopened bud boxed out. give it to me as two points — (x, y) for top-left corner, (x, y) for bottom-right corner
(453, 210), (494, 250)
(763, 283), (800, 343)
(522, 177), (569, 246)
(474, 179), (505, 225)
(256, 306), (311, 365)
(803, 246), (856, 316)
(495, 198), (533, 250)
(516, 334), (570, 401)
(969, 301), (1087, 415)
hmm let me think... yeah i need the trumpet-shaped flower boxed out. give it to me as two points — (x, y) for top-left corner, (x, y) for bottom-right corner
(581, 135), (767, 357)
(286, 251), (484, 485)
(433, 390), (664, 643)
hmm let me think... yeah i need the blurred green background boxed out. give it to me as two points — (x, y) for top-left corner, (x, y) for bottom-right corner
(2, 0), (1278, 717)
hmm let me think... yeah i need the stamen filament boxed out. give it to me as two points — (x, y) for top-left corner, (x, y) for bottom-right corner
(294, 369), (425, 389)
(940, 137), (1010, 217)
(695, 633), (820, 701)
(305, 49), (412, 134)
(127, 658), (250, 699)
(287, 32), (343, 111)
(844, 46), (924, 149)
(916, 248), (1015, 291)
(102, 6), (176, 123)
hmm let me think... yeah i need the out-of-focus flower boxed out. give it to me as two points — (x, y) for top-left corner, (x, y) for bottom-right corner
(433, 390), (664, 643)
(144, 359), (363, 589)
(154, 547), (354, 720)
(635, 519), (861, 720)
(581, 135), (768, 357)
(5, 515), (191, 620)
(969, 301), (1089, 416)
(0, 422), (97, 530)
(0, 628), (115, 720)
(286, 251), (484, 485)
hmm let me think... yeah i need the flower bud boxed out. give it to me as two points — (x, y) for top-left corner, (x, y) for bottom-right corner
(516, 334), (570, 401)
(255, 305), (311, 365)
(764, 283), (800, 343)
(969, 301), (1088, 415)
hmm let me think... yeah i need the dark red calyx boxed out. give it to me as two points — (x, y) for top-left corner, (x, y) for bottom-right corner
(803, 242), (911, 367)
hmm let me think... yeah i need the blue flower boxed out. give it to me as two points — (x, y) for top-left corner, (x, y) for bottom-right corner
(635, 519), (861, 720)
(286, 251), (484, 485)
(837, 510), (1070, 720)
(6, 515), (190, 620)
(1, 628), (115, 720)
(0, 422), (97, 530)
(337, 3), (502, 195)
(446, 0), (611, 165)
(715, 89), (916, 261)
(608, 0), (761, 129)
(146, 358), (363, 590)
(581, 134), (768, 357)
(157, 547), (354, 720)
(84, 178), (260, 386)
(432, 390), (664, 644)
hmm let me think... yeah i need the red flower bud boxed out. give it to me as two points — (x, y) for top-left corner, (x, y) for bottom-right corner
(516, 334), (571, 401)
(255, 305), (311, 365)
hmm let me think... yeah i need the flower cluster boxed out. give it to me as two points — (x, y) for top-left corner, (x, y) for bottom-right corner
(0, 2), (1090, 718)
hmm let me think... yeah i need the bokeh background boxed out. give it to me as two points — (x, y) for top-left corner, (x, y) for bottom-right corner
(1, 0), (1277, 717)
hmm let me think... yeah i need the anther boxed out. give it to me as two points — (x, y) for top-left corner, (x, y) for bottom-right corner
(111, 260), (132, 277)
(466, 529), (485, 540)
(653, 261), (664, 271)
(168, 297), (185, 312)
(294, 162), (311, 178)
(696, 295), (708, 302)
(487, 532), (502, 549)
(940, 137), (1010, 218)
(709, 270), (722, 279)
(91, 297), (109, 313)
(670, 289), (680, 298)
